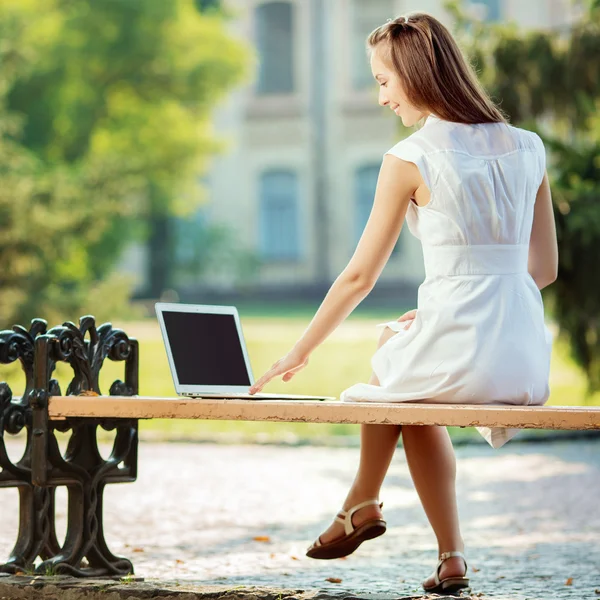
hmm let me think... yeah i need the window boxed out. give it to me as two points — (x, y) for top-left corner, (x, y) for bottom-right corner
(259, 170), (301, 261)
(350, 0), (394, 89)
(471, 0), (502, 22)
(255, 2), (294, 94)
(355, 165), (403, 255)
(173, 204), (209, 265)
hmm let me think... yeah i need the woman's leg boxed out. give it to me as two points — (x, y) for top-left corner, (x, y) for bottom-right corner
(319, 327), (402, 544)
(318, 421), (402, 544)
(316, 323), (466, 580)
(401, 425), (466, 583)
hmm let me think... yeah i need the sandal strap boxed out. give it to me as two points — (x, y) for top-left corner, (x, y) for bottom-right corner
(432, 551), (468, 586)
(336, 499), (382, 536)
(440, 550), (466, 562)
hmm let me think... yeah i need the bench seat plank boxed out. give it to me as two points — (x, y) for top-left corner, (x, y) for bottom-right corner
(47, 396), (600, 430)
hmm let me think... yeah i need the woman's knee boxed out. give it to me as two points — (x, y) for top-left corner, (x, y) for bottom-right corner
(377, 326), (397, 349)
(402, 424), (451, 441)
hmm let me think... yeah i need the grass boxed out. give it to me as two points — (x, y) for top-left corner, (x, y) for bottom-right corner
(2, 310), (598, 443)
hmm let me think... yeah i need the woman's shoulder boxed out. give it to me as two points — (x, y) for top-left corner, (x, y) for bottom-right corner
(510, 123), (545, 152)
(385, 126), (438, 160)
(479, 120), (545, 149)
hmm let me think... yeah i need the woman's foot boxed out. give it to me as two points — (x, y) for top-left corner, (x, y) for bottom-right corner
(422, 550), (469, 594)
(318, 501), (383, 545)
(306, 498), (386, 559)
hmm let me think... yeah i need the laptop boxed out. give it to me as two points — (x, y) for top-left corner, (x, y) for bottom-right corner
(155, 302), (335, 400)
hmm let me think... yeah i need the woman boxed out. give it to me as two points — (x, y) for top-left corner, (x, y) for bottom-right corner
(249, 12), (557, 596)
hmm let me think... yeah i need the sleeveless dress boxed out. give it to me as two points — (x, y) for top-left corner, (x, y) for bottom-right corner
(340, 115), (553, 449)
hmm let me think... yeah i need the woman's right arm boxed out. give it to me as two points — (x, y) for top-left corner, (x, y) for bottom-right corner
(528, 171), (558, 290)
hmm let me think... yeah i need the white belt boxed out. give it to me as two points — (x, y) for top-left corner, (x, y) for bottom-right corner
(422, 244), (529, 277)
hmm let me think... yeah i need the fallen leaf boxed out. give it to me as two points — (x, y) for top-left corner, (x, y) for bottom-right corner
(269, 553), (276, 559)
(594, 589), (600, 595)
(565, 578), (573, 586)
(175, 559), (184, 565)
(291, 556), (299, 561)
(326, 578), (342, 584)
(252, 536), (271, 542)
(15, 571), (26, 576)
(471, 566), (480, 572)
(132, 547), (144, 553)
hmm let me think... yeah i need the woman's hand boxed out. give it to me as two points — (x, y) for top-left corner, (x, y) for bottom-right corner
(397, 309), (417, 330)
(249, 348), (309, 395)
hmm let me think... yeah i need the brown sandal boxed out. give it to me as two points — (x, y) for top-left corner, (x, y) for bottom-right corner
(422, 550), (470, 595)
(305, 499), (386, 560)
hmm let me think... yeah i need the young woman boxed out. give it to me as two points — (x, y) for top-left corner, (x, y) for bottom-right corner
(249, 12), (557, 596)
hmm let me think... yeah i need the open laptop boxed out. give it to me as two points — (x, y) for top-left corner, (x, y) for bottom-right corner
(155, 302), (335, 400)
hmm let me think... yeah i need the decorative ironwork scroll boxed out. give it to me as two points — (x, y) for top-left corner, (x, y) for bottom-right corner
(1, 315), (139, 577)
(30, 315), (139, 577)
(0, 319), (61, 574)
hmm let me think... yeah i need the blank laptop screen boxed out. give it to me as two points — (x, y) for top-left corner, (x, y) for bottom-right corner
(162, 311), (251, 386)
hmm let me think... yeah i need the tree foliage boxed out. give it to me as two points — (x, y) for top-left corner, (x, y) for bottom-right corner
(447, 0), (600, 392)
(0, 0), (249, 326)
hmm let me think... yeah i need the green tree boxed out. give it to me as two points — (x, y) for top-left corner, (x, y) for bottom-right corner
(0, 0), (249, 325)
(446, 0), (600, 392)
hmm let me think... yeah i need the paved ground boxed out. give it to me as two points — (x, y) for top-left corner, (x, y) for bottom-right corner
(0, 436), (599, 599)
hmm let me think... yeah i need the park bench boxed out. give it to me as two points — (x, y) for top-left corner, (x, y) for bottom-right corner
(1, 315), (599, 578)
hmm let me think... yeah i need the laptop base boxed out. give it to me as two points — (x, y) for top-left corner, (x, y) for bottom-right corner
(181, 392), (334, 401)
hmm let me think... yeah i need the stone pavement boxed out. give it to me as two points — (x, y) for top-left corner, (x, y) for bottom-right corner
(0, 436), (599, 600)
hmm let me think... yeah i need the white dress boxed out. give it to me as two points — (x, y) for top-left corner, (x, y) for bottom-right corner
(340, 115), (553, 449)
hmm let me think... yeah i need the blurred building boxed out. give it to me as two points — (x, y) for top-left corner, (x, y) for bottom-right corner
(122, 0), (582, 303)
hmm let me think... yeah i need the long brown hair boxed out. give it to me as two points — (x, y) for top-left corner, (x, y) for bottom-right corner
(368, 13), (507, 125)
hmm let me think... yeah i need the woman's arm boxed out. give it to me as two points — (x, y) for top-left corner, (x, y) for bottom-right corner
(291, 155), (419, 358)
(249, 155), (420, 394)
(528, 171), (558, 290)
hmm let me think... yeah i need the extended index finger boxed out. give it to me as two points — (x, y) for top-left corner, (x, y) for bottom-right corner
(250, 365), (280, 394)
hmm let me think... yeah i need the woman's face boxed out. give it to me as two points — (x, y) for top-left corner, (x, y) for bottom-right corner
(370, 46), (428, 127)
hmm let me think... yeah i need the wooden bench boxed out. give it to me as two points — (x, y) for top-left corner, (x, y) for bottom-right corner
(48, 395), (600, 430)
(1, 316), (599, 579)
